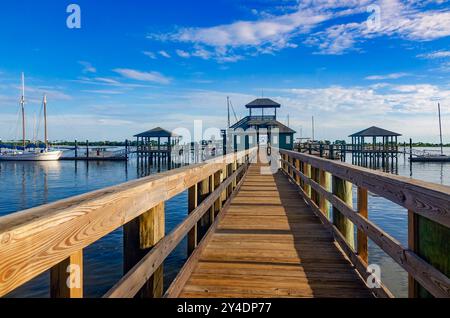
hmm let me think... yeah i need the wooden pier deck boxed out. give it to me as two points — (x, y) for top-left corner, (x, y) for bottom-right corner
(178, 164), (373, 298)
(1, 148), (449, 299)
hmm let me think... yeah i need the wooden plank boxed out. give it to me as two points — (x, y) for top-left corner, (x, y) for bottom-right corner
(123, 202), (165, 298)
(0, 148), (256, 297)
(164, 163), (250, 298)
(408, 210), (418, 298)
(105, 162), (249, 298)
(188, 184), (198, 255)
(50, 250), (83, 298)
(282, 170), (393, 298)
(357, 187), (369, 263)
(332, 176), (355, 250)
(280, 149), (450, 228)
(177, 163), (374, 298)
(282, 158), (450, 298)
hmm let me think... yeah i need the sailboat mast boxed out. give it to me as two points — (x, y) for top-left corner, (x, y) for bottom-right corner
(438, 103), (444, 156)
(43, 94), (48, 149)
(21, 72), (26, 149)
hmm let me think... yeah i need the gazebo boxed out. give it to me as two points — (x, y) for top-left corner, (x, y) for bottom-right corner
(134, 127), (181, 165)
(349, 126), (402, 169)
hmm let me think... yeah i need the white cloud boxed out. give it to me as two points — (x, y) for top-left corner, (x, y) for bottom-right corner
(143, 51), (157, 59)
(149, 1), (450, 58)
(78, 61), (97, 74)
(159, 50), (171, 58)
(418, 50), (450, 59)
(308, 1), (450, 54)
(365, 73), (410, 80)
(176, 49), (191, 58)
(113, 68), (171, 84)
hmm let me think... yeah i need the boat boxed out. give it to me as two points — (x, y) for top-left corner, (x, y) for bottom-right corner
(410, 102), (450, 163)
(0, 73), (63, 161)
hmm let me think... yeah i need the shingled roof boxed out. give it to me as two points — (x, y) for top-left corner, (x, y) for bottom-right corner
(349, 126), (402, 137)
(246, 98), (281, 108)
(134, 127), (178, 138)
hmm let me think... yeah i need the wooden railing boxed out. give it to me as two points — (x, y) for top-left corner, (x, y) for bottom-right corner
(0, 148), (257, 298)
(280, 149), (450, 298)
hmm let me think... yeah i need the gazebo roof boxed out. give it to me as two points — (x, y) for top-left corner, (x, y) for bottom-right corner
(134, 127), (178, 138)
(246, 98), (281, 109)
(349, 126), (402, 137)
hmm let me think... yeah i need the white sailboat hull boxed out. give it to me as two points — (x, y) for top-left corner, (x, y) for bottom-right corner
(0, 150), (63, 161)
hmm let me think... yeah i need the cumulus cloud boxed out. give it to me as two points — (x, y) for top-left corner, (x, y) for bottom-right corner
(143, 51), (157, 59)
(159, 50), (171, 58)
(78, 61), (97, 73)
(113, 68), (171, 84)
(365, 73), (410, 80)
(176, 49), (191, 58)
(417, 50), (450, 59)
(148, 0), (450, 58)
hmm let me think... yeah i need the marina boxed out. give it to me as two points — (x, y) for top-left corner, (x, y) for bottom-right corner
(1, 1), (449, 303)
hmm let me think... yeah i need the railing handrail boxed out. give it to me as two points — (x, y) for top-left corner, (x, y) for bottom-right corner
(0, 147), (257, 297)
(279, 149), (450, 228)
(279, 149), (450, 298)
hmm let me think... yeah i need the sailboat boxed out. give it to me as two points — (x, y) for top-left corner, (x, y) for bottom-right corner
(0, 73), (63, 161)
(410, 103), (450, 162)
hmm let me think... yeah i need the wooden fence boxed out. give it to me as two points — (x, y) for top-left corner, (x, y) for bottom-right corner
(0, 148), (256, 298)
(280, 149), (450, 298)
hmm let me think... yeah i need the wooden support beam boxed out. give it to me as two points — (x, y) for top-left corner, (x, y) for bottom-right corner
(123, 202), (165, 298)
(357, 187), (369, 264)
(295, 159), (301, 185)
(319, 170), (331, 219)
(408, 210), (418, 298)
(332, 176), (355, 249)
(188, 184), (198, 256)
(304, 162), (312, 198)
(416, 214), (450, 298)
(50, 250), (83, 298)
(213, 170), (222, 218)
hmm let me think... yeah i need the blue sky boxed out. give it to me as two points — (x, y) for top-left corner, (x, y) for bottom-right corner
(0, 0), (449, 142)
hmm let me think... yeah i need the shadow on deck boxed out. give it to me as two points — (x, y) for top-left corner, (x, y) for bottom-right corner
(178, 164), (374, 298)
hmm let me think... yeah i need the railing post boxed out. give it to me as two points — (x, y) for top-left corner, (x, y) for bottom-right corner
(50, 250), (83, 298)
(319, 170), (331, 219)
(232, 158), (237, 190)
(123, 202), (165, 298)
(357, 187), (369, 264)
(311, 166), (320, 205)
(408, 210), (418, 298)
(213, 170), (222, 219)
(414, 213), (450, 298)
(295, 158), (301, 185)
(198, 177), (211, 239)
(188, 184), (198, 255)
(303, 162), (311, 198)
(221, 164), (228, 205)
(332, 176), (355, 249)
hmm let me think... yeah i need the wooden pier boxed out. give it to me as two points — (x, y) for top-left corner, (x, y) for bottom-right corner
(0, 148), (449, 298)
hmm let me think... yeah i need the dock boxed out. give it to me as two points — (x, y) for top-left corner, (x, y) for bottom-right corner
(175, 164), (372, 298)
(0, 148), (449, 298)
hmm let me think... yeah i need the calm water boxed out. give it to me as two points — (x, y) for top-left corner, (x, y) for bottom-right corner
(1, 147), (449, 298)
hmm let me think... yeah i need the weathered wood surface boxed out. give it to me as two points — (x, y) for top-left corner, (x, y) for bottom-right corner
(280, 150), (450, 228)
(178, 164), (374, 298)
(104, 162), (249, 298)
(0, 149), (255, 297)
(282, 157), (450, 298)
